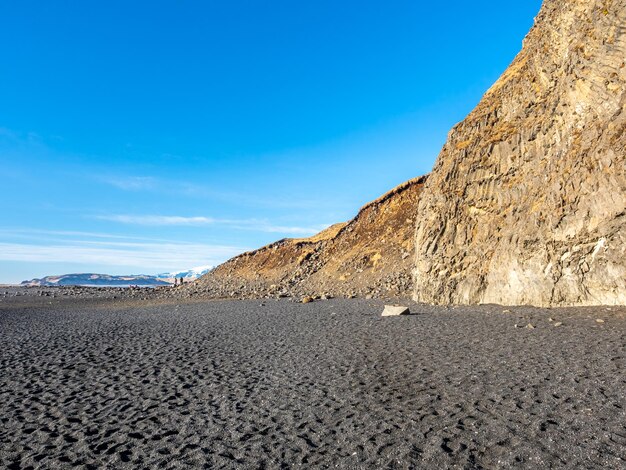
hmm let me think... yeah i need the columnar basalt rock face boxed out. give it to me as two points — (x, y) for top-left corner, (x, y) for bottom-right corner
(413, 0), (626, 306)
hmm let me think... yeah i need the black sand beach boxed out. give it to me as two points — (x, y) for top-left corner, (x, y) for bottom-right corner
(1, 294), (625, 468)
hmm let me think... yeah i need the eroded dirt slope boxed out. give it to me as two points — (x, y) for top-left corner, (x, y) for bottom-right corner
(187, 176), (426, 299)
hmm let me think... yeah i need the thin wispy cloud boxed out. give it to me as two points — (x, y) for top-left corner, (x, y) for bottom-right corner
(0, 240), (245, 271)
(0, 228), (181, 243)
(226, 222), (328, 235)
(0, 127), (18, 139)
(102, 176), (157, 191)
(178, 182), (325, 210)
(0, 127), (46, 147)
(99, 174), (329, 210)
(97, 215), (216, 226)
(96, 214), (328, 235)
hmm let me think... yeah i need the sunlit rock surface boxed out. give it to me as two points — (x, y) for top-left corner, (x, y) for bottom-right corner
(413, 0), (626, 306)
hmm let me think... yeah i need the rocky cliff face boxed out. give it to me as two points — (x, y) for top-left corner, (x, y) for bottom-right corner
(188, 176), (426, 299)
(413, 0), (626, 306)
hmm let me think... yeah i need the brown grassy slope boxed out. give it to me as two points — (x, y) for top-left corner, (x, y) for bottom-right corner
(187, 175), (427, 299)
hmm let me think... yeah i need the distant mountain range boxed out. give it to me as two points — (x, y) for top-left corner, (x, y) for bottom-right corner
(21, 266), (213, 287)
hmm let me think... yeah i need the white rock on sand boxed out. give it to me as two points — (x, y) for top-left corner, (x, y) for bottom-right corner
(381, 305), (411, 317)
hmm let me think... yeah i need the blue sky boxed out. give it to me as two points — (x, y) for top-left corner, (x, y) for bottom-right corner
(0, 0), (542, 283)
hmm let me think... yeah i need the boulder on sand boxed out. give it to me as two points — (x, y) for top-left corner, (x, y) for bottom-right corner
(381, 305), (411, 317)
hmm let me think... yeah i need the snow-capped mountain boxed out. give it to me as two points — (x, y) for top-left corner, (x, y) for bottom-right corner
(157, 265), (214, 280)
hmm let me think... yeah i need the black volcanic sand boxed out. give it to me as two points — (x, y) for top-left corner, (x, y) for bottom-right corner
(1, 297), (625, 469)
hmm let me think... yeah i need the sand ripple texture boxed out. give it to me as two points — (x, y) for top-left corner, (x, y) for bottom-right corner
(1, 298), (625, 469)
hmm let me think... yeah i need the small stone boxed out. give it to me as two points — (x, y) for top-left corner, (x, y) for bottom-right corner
(596, 319), (605, 323)
(365, 294), (373, 299)
(554, 322), (563, 327)
(382, 305), (411, 317)
(301, 296), (314, 304)
(502, 309), (511, 313)
(526, 323), (535, 329)
(548, 318), (554, 322)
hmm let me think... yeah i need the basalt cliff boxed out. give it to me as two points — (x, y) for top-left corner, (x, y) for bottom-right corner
(413, 0), (626, 306)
